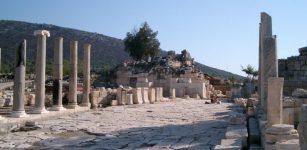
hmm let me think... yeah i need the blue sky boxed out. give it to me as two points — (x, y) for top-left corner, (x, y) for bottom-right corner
(0, 0), (307, 76)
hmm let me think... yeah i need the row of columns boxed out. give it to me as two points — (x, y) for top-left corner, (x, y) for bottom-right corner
(10, 30), (91, 118)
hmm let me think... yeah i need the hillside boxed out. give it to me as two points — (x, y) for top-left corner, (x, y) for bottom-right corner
(0, 20), (129, 70)
(0, 20), (244, 80)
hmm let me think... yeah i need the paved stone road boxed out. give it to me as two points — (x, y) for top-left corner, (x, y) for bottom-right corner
(0, 99), (233, 150)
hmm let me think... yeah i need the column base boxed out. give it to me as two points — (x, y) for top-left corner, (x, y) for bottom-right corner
(66, 103), (79, 109)
(48, 105), (66, 111)
(30, 107), (49, 114)
(10, 110), (29, 118)
(80, 102), (91, 107)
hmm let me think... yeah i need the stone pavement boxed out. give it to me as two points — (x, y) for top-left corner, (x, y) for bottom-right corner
(0, 99), (234, 150)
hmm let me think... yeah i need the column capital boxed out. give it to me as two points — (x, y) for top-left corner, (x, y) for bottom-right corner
(34, 30), (50, 37)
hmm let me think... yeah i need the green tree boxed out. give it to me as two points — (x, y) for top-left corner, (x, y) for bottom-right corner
(124, 22), (160, 60)
(241, 64), (258, 81)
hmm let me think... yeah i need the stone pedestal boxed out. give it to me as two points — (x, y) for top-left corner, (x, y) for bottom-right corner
(80, 44), (91, 107)
(155, 87), (163, 102)
(141, 87), (149, 103)
(50, 37), (66, 111)
(132, 88), (142, 104)
(125, 94), (133, 105)
(117, 88), (123, 105)
(32, 30), (50, 114)
(170, 88), (176, 100)
(11, 40), (28, 118)
(267, 77), (283, 127)
(67, 41), (79, 109)
(299, 104), (307, 150)
(148, 88), (155, 104)
(265, 124), (299, 149)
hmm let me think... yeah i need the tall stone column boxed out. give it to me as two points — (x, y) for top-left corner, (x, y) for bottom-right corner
(32, 30), (50, 114)
(80, 44), (91, 107)
(67, 41), (78, 109)
(267, 77), (283, 127)
(259, 12), (273, 113)
(11, 40), (28, 117)
(49, 37), (66, 111)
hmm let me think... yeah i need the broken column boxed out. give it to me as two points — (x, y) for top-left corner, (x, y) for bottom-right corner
(11, 40), (28, 117)
(262, 35), (278, 114)
(267, 77), (283, 127)
(32, 30), (50, 114)
(148, 88), (155, 103)
(141, 87), (149, 103)
(299, 104), (307, 150)
(132, 88), (142, 104)
(50, 37), (66, 111)
(67, 41), (78, 109)
(80, 44), (91, 107)
(170, 88), (176, 100)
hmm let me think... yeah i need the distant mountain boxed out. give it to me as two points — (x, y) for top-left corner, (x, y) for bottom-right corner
(0, 20), (244, 80)
(194, 62), (244, 81)
(0, 20), (129, 70)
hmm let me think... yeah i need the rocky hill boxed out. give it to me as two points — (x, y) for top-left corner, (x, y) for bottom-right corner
(0, 20), (243, 80)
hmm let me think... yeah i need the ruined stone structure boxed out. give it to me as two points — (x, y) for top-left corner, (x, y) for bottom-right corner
(116, 50), (213, 99)
(279, 47), (307, 95)
(11, 40), (28, 118)
(258, 12), (278, 114)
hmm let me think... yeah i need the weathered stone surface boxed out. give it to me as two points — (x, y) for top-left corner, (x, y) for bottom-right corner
(0, 100), (233, 149)
(125, 94), (133, 105)
(299, 104), (307, 150)
(267, 77), (284, 127)
(132, 88), (142, 104)
(292, 88), (307, 98)
(275, 139), (300, 150)
(259, 12), (273, 114)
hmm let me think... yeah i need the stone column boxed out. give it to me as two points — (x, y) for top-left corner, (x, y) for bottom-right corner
(267, 77), (283, 127)
(259, 12), (274, 114)
(263, 36), (278, 115)
(32, 30), (50, 114)
(299, 104), (307, 150)
(49, 37), (66, 111)
(67, 41), (78, 109)
(11, 40), (28, 117)
(80, 44), (91, 107)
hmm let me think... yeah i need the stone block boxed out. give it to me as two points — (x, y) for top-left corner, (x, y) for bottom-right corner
(148, 88), (155, 104)
(214, 139), (242, 150)
(225, 126), (247, 148)
(111, 100), (118, 106)
(125, 94), (133, 105)
(275, 139), (300, 150)
(265, 133), (299, 144)
(283, 108), (295, 125)
(141, 87), (149, 103)
(155, 87), (163, 102)
(169, 88), (176, 99)
(132, 88), (142, 104)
